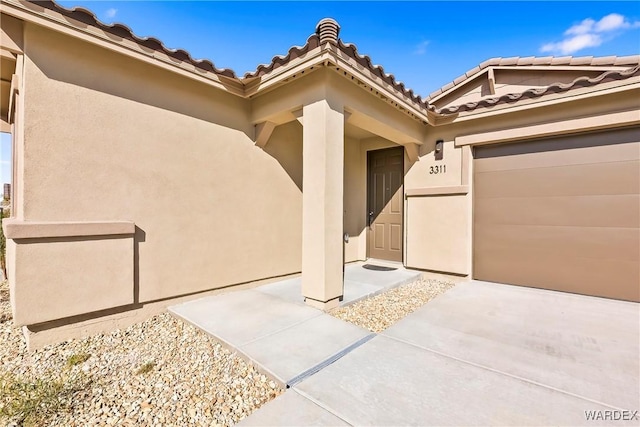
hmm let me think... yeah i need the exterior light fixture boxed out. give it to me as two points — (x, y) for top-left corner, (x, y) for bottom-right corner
(435, 139), (444, 160)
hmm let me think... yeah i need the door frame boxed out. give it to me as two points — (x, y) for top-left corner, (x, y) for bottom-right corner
(366, 146), (405, 262)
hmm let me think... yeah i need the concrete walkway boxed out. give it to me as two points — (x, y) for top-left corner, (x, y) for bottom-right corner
(170, 271), (639, 426)
(237, 281), (640, 426)
(169, 261), (421, 386)
(255, 261), (420, 307)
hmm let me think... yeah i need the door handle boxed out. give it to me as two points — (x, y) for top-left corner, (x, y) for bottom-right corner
(368, 211), (373, 226)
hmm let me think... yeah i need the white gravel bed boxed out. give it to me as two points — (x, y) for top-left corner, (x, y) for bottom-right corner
(0, 281), (283, 426)
(331, 278), (454, 333)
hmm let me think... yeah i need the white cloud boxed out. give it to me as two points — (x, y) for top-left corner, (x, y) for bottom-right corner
(595, 13), (637, 32)
(541, 34), (602, 54)
(105, 8), (118, 19)
(565, 18), (595, 35)
(413, 40), (430, 55)
(541, 13), (640, 55)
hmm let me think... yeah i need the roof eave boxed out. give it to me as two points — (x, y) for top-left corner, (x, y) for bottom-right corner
(427, 55), (640, 103)
(244, 43), (438, 124)
(1, 0), (246, 96)
(433, 76), (640, 125)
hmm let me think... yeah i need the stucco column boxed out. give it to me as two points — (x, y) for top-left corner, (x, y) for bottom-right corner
(301, 99), (344, 310)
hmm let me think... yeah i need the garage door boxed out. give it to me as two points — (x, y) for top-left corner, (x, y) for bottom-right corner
(474, 127), (640, 302)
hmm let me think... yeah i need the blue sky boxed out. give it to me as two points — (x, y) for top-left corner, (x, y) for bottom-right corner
(1, 1), (640, 185)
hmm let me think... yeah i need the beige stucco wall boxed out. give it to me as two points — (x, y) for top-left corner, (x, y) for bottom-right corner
(9, 23), (305, 325)
(405, 195), (469, 274)
(11, 235), (134, 325)
(343, 136), (365, 262)
(403, 138), (470, 275)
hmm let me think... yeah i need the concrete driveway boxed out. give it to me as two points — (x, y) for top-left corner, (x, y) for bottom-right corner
(241, 281), (640, 426)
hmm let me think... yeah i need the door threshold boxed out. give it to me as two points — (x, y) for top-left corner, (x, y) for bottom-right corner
(365, 258), (405, 269)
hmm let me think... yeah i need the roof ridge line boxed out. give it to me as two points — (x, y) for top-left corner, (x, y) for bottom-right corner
(16, 1), (640, 114)
(30, 0), (237, 78)
(336, 39), (422, 105)
(243, 34), (320, 79)
(427, 54), (640, 101)
(435, 64), (640, 115)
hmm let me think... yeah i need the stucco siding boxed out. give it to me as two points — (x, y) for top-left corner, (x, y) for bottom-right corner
(14, 24), (303, 319)
(406, 195), (469, 274)
(404, 139), (470, 274)
(343, 136), (365, 262)
(11, 235), (134, 325)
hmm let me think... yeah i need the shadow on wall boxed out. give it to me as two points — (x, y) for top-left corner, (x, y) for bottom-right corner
(133, 225), (145, 304)
(29, 25), (253, 138)
(262, 122), (303, 192)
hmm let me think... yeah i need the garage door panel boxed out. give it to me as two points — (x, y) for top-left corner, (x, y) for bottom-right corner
(474, 246), (639, 301)
(474, 128), (640, 172)
(475, 194), (640, 228)
(475, 160), (640, 198)
(474, 127), (640, 302)
(474, 224), (640, 263)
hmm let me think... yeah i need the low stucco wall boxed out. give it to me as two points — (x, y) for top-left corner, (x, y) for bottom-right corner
(10, 233), (134, 325)
(8, 23), (304, 326)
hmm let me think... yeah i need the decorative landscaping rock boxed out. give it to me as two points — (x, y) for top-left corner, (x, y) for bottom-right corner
(331, 278), (454, 333)
(0, 280), (283, 426)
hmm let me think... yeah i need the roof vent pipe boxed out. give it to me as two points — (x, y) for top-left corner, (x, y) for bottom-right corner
(315, 18), (340, 44)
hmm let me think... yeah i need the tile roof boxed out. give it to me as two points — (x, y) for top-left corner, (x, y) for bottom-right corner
(28, 0), (237, 78)
(435, 64), (640, 115)
(27, 2), (426, 107)
(243, 35), (320, 79)
(15, 1), (640, 117)
(427, 55), (640, 101)
(245, 18), (426, 107)
(337, 40), (424, 105)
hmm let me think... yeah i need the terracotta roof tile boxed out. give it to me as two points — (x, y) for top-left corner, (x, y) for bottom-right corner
(427, 54), (640, 102)
(516, 56), (535, 65)
(453, 74), (467, 85)
(549, 56), (570, 65)
(243, 35), (320, 79)
(427, 89), (441, 99)
(532, 56), (553, 65)
(479, 58), (500, 69)
(29, 0), (237, 78)
(592, 56), (616, 65)
(465, 66), (481, 78)
(336, 39), (423, 104)
(435, 65), (640, 115)
(614, 56), (634, 65)
(440, 82), (455, 92)
(500, 57), (519, 66)
(570, 56), (593, 65)
(17, 2), (640, 117)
